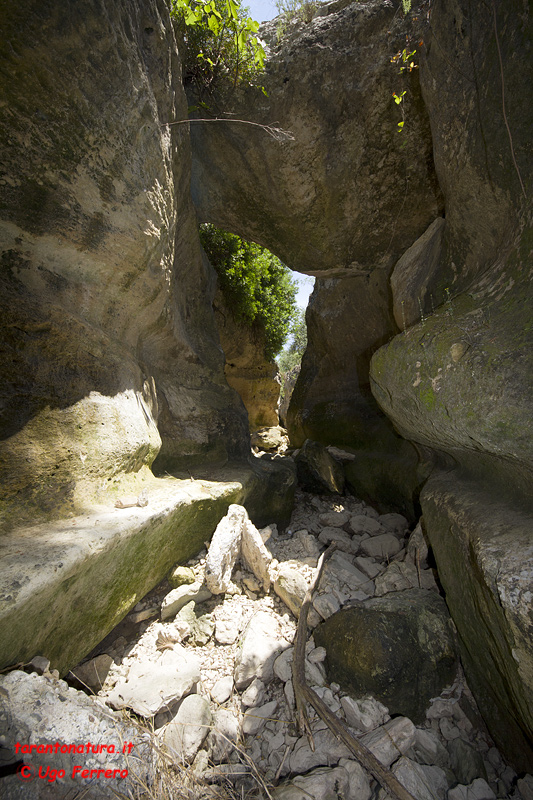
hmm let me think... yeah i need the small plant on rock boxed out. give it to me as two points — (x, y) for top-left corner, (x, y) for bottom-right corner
(169, 0), (266, 105)
(275, 0), (319, 25)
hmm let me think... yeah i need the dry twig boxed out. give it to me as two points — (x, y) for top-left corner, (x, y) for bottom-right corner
(492, 1), (526, 198)
(291, 543), (418, 800)
(164, 118), (295, 142)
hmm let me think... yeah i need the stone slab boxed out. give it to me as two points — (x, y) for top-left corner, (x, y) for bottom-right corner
(0, 468), (262, 676)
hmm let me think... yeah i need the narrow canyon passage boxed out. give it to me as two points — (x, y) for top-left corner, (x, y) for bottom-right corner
(0, 0), (531, 797)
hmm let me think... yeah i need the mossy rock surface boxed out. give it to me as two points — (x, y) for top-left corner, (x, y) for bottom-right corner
(421, 471), (533, 772)
(314, 589), (457, 723)
(0, 460), (295, 677)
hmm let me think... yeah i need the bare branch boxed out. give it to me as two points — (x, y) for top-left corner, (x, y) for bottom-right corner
(292, 542), (418, 800)
(163, 117), (295, 141)
(492, 1), (527, 198)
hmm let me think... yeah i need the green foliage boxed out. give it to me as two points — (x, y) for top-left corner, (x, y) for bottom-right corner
(169, 0), (265, 103)
(392, 90), (406, 132)
(391, 44), (418, 132)
(278, 308), (307, 373)
(275, 0), (318, 26)
(402, 0), (412, 14)
(200, 224), (297, 359)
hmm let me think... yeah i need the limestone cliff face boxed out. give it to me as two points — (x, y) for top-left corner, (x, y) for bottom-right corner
(0, 0), (249, 530)
(370, 0), (533, 770)
(188, 0), (533, 767)
(1, 0), (532, 770)
(188, 0), (441, 510)
(190, 0), (440, 276)
(213, 289), (281, 431)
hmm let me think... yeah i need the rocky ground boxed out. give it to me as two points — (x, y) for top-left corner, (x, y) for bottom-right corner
(1, 482), (532, 800)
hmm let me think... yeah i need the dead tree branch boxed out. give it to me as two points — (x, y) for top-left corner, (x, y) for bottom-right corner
(292, 543), (418, 800)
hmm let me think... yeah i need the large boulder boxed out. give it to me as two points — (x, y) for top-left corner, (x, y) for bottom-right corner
(369, 0), (533, 770)
(314, 589), (458, 723)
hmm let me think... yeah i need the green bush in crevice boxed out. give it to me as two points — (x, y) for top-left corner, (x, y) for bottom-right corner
(200, 223), (297, 360)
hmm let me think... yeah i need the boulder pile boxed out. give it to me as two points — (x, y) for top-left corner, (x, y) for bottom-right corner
(1, 492), (531, 800)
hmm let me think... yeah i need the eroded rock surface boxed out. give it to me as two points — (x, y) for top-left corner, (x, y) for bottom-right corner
(369, 0), (533, 769)
(0, 0), (250, 532)
(214, 288), (281, 430)
(188, 0), (441, 515)
(315, 589), (458, 723)
(190, 1), (439, 277)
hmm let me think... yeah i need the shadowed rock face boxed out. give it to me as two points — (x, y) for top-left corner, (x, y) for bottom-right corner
(287, 273), (422, 517)
(370, 0), (533, 770)
(0, 0), (250, 529)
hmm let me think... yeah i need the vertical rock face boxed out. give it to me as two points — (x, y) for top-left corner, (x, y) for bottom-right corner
(286, 274), (421, 515)
(288, 274), (394, 447)
(214, 289), (281, 430)
(370, 0), (533, 770)
(188, 0), (441, 511)
(0, 0), (249, 529)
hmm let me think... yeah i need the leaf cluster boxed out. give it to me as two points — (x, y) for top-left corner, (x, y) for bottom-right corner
(200, 224), (297, 360)
(277, 308), (307, 373)
(169, 0), (265, 104)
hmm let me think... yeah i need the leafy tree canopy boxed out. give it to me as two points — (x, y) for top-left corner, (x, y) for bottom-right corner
(200, 224), (297, 360)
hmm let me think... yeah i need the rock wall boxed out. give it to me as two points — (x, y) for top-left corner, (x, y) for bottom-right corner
(370, 0), (533, 770)
(287, 274), (422, 515)
(188, 0), (533, 769)
(0, 0), (297, 675)
(213, 289), (281, 430)
(190, 0), (440, 276)
(188, 0), (441, 511)
(0, 0), (250, 532)
(1, 0), (532, 773)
